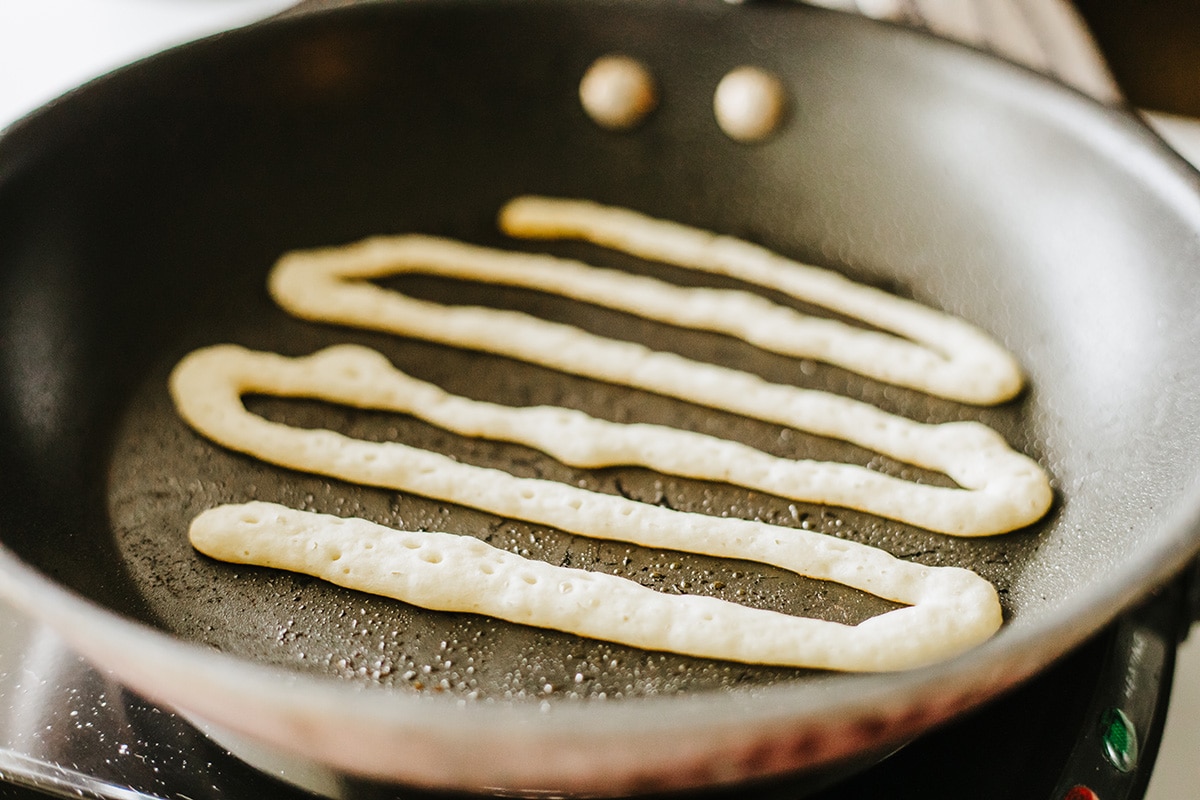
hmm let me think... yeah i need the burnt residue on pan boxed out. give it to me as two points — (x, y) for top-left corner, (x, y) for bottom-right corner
(104, 225), (1051, 701)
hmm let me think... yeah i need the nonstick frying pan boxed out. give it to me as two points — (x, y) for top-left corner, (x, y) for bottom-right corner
(3, 0), (1200, 795)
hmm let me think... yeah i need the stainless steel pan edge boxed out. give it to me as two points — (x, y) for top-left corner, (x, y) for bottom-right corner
(2, 495), (1199, 794)
(3, 0), (1200, 794)
(0, 543), (1134, 793)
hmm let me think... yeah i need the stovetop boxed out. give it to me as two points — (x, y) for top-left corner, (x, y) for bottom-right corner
(2, 2), (1200, 799)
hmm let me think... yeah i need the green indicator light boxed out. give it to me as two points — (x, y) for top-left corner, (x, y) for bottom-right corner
(1100, 707), (1138, 773)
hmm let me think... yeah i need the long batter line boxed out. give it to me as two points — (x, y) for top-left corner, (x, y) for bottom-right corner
(173, 197), (1046, 671)
(190, 501), (1000, 672)
(176, 344), (1045, 536)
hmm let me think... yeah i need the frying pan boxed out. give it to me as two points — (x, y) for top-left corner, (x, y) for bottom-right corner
(3, 0), (1200, 795)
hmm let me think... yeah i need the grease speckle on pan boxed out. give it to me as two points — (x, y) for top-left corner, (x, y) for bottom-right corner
(107, 356), (1047, 697)
(108, 201), (1056, 700)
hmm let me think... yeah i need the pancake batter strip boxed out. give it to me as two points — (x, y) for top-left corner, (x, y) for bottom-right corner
(190, 501), (1000, 672)
(498, 196), (1023, 404)
(174, 344), (1045, 536)
(270, 197), (1022, 407)
(173, 197), (1050, 671)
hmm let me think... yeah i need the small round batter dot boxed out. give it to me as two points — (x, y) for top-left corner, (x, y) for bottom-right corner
(713, 66), (788, 143)
(579, 55), (658, 131)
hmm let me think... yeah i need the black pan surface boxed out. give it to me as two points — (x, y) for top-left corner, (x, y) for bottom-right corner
(2, 0), (1200, 792)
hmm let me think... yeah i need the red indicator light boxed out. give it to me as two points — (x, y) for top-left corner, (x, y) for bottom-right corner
(1063, 786), (1099, 800)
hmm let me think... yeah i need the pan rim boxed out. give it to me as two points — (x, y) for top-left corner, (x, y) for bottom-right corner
(3, 0), (1200, 789)
(0, 492), (1197, 791)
